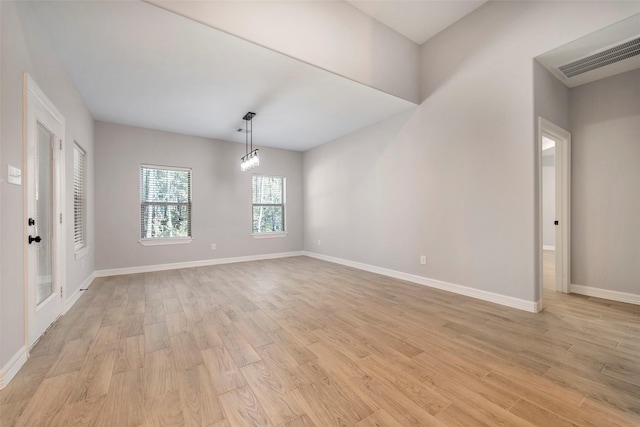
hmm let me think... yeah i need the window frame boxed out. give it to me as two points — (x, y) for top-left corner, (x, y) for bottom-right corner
(251, 174), (287, 238)
(73, 142), (88, 257)
(139, 164), (193, 246)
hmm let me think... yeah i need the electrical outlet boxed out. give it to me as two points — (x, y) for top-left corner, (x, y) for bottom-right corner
(420, 255), (426, 265)
(317, 240), (321, 246)
(211, 243), (217, 251)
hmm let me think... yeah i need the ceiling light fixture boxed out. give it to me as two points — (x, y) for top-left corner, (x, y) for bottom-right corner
(240, 112), (259, 172)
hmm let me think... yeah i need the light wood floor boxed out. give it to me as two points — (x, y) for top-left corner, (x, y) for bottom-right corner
(2, 256), (640, 426)
(543, 250), (555, 291)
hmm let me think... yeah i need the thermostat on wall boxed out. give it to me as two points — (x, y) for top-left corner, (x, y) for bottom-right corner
(8, 165), (21, 185)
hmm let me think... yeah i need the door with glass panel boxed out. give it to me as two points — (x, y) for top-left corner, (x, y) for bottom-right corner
(25, 74), (65, 347)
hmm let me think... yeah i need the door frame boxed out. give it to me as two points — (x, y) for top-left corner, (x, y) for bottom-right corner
(23, 73), (66, 349)
(538, 117), (571, 299)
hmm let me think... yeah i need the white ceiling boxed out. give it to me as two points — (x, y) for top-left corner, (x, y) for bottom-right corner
(25, 1), (416, 152)
(346, 0), (487, 44)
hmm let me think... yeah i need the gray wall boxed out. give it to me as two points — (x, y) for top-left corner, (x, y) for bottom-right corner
(534, 61), (569, 252)
(304, 1), (640, 304)
(534, 61), (570, 131)
(570, 68), (640, 295)
(94, 122), (303, 271)
(1, 1), (95, 367)
(542, 152), (556, 248)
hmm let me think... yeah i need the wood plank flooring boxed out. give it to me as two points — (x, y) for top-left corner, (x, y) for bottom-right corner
(543, 250), (555, 290)
(2, 256), (640, 426)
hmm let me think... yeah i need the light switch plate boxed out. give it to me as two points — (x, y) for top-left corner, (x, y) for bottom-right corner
(8, 165), (21, 185)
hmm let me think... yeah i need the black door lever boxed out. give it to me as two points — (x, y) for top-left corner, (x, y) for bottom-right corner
(28, 235), (41, 244)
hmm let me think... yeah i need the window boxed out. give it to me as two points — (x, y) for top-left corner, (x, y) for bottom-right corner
(73, 143), (87, 252)
(140, 165), (191, 240)
(252, 175), (285, 234)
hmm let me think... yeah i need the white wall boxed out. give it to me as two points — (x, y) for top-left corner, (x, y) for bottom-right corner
(304, 1), (640, 306)
(1, 1), (95, 368)
(570, 68), (640, 296)
(94, 122), (303, 271)
(542, 152), (555, 248)
(149, 0), (419, 103)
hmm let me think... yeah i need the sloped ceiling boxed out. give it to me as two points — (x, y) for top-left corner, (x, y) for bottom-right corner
(346, 0), (487, 44)
(25, 1), (416, 152)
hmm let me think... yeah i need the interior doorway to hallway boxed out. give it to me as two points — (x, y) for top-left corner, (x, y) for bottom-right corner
(538, 117), (571, 308)
(542, 136), (556, 291)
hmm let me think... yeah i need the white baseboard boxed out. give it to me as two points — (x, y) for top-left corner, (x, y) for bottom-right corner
(95, 251), (304, 278)
(570, 284), (640, 305)
(303, 251), (539, 313)
(543, 245), (555, 251)
(0, 346), (28, 390)
(64, 271), (96, 314)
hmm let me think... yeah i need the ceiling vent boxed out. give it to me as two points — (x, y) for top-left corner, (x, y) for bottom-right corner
(558, 36), (640, 78)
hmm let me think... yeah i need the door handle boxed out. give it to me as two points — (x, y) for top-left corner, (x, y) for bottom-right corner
(28, 218), (35, 226)
(28, 235), (41, 244)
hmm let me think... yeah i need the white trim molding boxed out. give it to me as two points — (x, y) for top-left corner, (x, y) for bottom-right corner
(95, 251), (304, 277)
(542, 245), (555, 251)
(570, 284), (640, 305)
(0, 346), (28, 390)
(64, 271), (96, 314)
(252, 232), (288, 239)
(139, 237), (193, 247)
(538, 117), (571, 296)
(304, 251), (539, 313)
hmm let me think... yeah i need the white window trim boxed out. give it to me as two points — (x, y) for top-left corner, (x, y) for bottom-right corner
(252, 174), (286, 235)
(252, 232), (288, 239)
(140, 163), (192, 241)
(139, 237), (193, 247)
(73, 142), (87, 253)
(141, 163), (191, 173)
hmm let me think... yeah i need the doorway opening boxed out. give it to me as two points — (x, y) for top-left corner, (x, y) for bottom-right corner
(538, 117), (571, 309)
(542, 136), (556, 291)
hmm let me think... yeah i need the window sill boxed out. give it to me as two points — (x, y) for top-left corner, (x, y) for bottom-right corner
(139, 237), (193, 247)
(252, 232), (287, 239)
(74, 246), (89, 261)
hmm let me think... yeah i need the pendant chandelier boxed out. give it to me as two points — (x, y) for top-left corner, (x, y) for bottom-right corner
(240, 112), (259, 171)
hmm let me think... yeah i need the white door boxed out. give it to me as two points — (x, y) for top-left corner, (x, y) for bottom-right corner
(25, 74), (66, 347)
(538, 117), (571, 299)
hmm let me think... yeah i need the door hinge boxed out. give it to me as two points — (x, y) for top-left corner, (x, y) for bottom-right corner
(60, 213), (63, 224)
(59, 139), (63, 150)
(60, 287), (63, 298)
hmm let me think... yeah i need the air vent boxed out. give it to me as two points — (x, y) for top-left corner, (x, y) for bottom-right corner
(558, 36), (640, 78)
